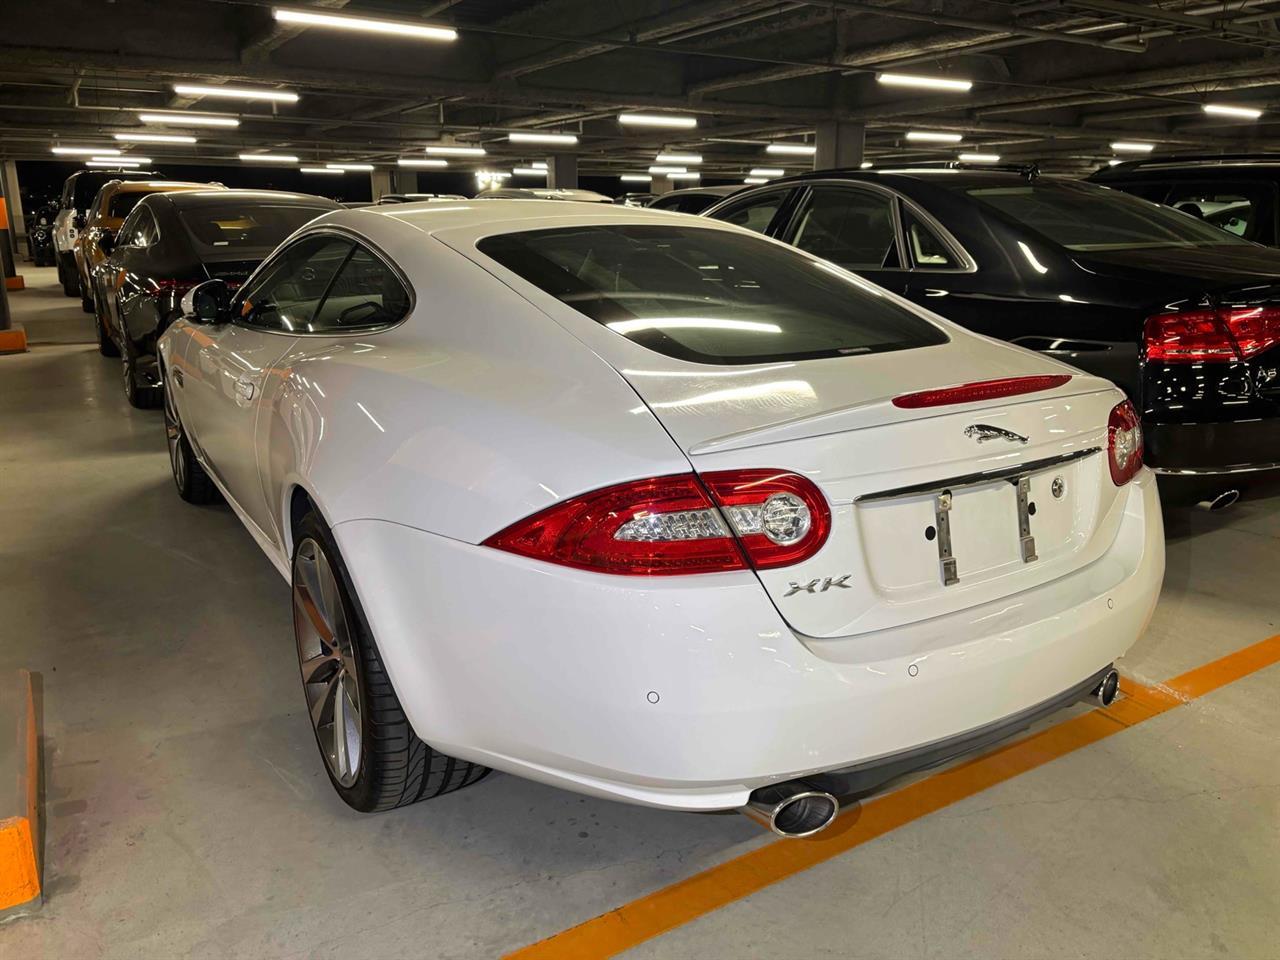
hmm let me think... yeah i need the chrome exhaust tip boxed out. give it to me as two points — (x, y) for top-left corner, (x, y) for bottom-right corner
(1196, 489), (1241, 512)
(1087, 668), (1121, 708)
(741, 781), (839, 838)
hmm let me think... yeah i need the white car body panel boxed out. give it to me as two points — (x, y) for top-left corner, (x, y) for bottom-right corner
(157, 200), (1165, 811)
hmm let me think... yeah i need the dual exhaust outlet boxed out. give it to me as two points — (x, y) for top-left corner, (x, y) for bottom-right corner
(741, 665), (1122, 839)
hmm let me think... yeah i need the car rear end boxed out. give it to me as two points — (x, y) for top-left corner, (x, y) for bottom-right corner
(365, 213), (1163, 812)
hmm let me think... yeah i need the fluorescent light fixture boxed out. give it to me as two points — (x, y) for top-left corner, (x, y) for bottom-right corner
(1203, 103), (1262, 120)
(1111, 141), (1154, 152)
(750, 167), (785, 177)
(86, 160), (141, 167)
(532, 161), (547, 169)
(860, 161), (873, 169)
(507, 132), (578, 145)
(425, 145), (485, 157)
(656, 152), (702, 164)
(239, 153), (299, 163)
(301, 167), (344, 174)
(878, 73), (973, 92)
(620, 174), (652, 182)
(618, 113), (697, 129)
(272, 7), (457, 41)
(397, 158), (447, 168)
(173, 84), (298, 103)
(649, 165), (686, 175)
(1108, 159), (1122, 166)
(325, 162), (374, 171)
(744, 177), (768, 184)
(906, 131), (963, 143)
(140, 112), (238, 128)
(513, 167), (547, 176)
(95, 156), (149, 164)
(765, 143), (815, 156)
(113, 133), (196, 144)
(668, 171), (700, 180)
(52, 146), (119, 156)
(958, 152), (1001, 163)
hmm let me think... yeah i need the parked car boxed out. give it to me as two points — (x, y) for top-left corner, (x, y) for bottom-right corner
(613, 192), (656, 208)
(647, 184), (742, 214)
(376, 193), (466, 203)
(74, 179), (220, 313)
(477, 187), (612, 203)
(158, 200), (1162, 830)
(52, 167), (163, 297)
(1089, 154), (1280, 246)
(27, 202), (57, 266)
(704, 169), (1280, 502)
(92, 188), (340, 408)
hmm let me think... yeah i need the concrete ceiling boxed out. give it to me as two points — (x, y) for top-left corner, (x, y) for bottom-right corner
(2, 0), (1279, 179)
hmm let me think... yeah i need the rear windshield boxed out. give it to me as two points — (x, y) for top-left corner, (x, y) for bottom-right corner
(962, 180), (1251, 251)
(70, 171), (158, 210)
(477, 224), (947, 364)
(108, 192), (148, 219)
(178, 203), (332, 256)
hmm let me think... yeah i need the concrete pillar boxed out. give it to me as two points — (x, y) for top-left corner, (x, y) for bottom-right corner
(546, 154), (578, 189)
(650, 174), (673, 195)
(370, 169), (393, 201)
(814, 121), (866, 171)
(3, 162), (24, 253)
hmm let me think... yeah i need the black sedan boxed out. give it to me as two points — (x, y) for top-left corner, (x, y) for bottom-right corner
(704, 169), (1280, 500)
(91, 189), (340, 408)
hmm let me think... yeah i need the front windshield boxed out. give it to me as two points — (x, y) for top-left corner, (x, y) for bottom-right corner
(962, 179), (1252, 252)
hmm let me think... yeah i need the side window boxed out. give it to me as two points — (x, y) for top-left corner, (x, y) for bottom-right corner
(309, 245), (410, 332)
(1166, 184), (1263, 240)
(792, 186), (900, 270)
(900, 206), (956, 269)
(237, 235), (353, 332)
(709, 191), (788, 234)
(123, 208), (158, 248)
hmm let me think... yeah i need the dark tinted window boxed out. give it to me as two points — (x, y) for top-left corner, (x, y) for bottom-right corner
(652, 193), (720, 215)
(710, 191), (787, 234)
(108, 192), (147, 219)
(1165, 185), (1269, 241)
(792, 186), (900, 269)
(309, 246), (410, 332)
(964, 180), (1250, 251)
(179, 202), (332, 256)
(237, 235), (352, 332)
(71, 171), (158, 210)
(901, 207), (956, 269)
(478, 224), (947, 365)
(120, 208), (158, 247)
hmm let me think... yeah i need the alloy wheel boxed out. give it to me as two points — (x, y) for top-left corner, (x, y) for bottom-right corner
(163, 385), (185, 491)
(293, 538), (364, 788)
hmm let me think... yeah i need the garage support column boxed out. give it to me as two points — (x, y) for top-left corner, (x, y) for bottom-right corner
(813, 121), (865, 171)
(546, 154), (577, 189)
(650, 174), (673, 196)
(370, 169), (393, 202)
(3, 162), (25, 255)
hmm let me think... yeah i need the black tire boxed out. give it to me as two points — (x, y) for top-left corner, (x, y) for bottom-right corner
(95, 311), (120, 357)
(59, 254), (78, 297)
(163, 375), (218, 504)
(80, 285), (94, 314)
(293, 509), (490, 813)
(122, 340), (162, 409)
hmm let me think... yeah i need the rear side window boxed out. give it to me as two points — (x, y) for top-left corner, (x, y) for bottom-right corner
(309, 246), (411, 332)
(964, 180), (1250, 251)
(901, 207), (956, 269)
(109, 192), (147, 219)
(792, 186), (900, 270)
(1165, 185), (1269, 241)
(477, 224), (947, 365)
(709, 191), (788, 234)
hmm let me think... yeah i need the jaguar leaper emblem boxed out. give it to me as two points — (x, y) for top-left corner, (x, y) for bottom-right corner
(964, 423), (1029, 444)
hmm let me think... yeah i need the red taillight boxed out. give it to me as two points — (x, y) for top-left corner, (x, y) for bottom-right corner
(150, 278), (200, 295)
(1144, 305), (1280, 363)
(1107, 399), (1143, 486)
(483, 470), (831, 576)
(892, 375), (1072, 409)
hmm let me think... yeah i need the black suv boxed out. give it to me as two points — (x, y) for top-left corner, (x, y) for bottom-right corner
(703, 168), (1280, 500)
(1090, 154), (1280, 247)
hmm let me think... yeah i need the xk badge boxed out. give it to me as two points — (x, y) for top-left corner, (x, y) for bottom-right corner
(785, 575), (853, 597)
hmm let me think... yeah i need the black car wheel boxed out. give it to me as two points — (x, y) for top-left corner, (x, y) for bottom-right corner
(163, 375), (217, 504)
(58, 253), (78, 297)
(121, 338), (162, 409)
(95, 308), (120, 358)
(79, 275), (94, 314)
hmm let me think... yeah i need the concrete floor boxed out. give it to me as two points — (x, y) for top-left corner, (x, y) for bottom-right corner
(2, 266), (1278, 959)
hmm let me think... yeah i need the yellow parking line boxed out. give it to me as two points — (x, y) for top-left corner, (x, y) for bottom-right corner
(504, 634), (1280, 960)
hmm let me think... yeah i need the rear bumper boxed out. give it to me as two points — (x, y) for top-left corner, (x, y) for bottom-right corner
(1146, 417), (1280, 475)
(334, 471), (1163, 812)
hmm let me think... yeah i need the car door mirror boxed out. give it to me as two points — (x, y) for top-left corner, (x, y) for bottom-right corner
(73, 213), (87, 230)
(182, 279), (232, 325)
(98, 230), (115, 255)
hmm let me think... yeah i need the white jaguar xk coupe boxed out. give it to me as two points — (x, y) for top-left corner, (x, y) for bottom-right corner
(160, 199), (1163, 837)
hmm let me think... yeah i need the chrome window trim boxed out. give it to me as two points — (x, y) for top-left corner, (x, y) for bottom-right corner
(232, 224), (415, 338)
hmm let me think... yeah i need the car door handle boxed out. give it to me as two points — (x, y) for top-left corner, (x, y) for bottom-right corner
(235, 378), (255, 401)
(173, 368), (184, 388)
